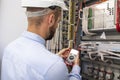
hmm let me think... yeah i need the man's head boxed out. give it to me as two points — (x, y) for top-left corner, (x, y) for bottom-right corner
(27, 7), (61, 40)
(22, 0), (67, 40)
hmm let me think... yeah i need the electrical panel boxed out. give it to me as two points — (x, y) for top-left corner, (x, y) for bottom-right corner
(80, 0), (120, 80)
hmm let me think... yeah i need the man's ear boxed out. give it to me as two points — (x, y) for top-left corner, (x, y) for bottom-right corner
(48, 13), (55, 27)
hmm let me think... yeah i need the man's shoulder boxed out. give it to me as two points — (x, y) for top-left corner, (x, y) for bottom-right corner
(4, 38), (20, 51)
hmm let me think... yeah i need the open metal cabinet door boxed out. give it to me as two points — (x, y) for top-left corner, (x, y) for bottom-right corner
(116, 0), (120, 32)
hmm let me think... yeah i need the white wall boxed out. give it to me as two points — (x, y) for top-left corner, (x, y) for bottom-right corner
(0, 0), (27, 78)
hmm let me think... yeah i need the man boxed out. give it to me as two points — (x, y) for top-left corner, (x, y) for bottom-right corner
(1, 0), (81, 80)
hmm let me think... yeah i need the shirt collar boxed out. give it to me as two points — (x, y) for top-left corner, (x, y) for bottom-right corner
(22, 31), (46, 46)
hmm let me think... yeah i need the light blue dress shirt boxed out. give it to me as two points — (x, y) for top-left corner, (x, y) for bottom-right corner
(1, 31), (81, 80)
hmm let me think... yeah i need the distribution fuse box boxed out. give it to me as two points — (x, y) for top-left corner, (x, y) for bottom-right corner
(80, 0), (120, 80)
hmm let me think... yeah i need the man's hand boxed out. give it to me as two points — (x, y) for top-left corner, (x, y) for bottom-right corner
(57, 48), (71, 59)
(57, 48), (80, 66)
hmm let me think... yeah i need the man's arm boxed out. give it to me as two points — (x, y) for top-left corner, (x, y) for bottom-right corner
(56, 48), (82, 80)
(44, 58), (81, 80)
(69, 65), (82, 80)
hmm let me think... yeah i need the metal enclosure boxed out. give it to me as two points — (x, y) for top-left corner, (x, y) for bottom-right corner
(80, 0), (120, 80)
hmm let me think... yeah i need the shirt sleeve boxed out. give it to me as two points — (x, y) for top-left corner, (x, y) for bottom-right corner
(44, 59), (82, 80)
(69, 65), (82, 80)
